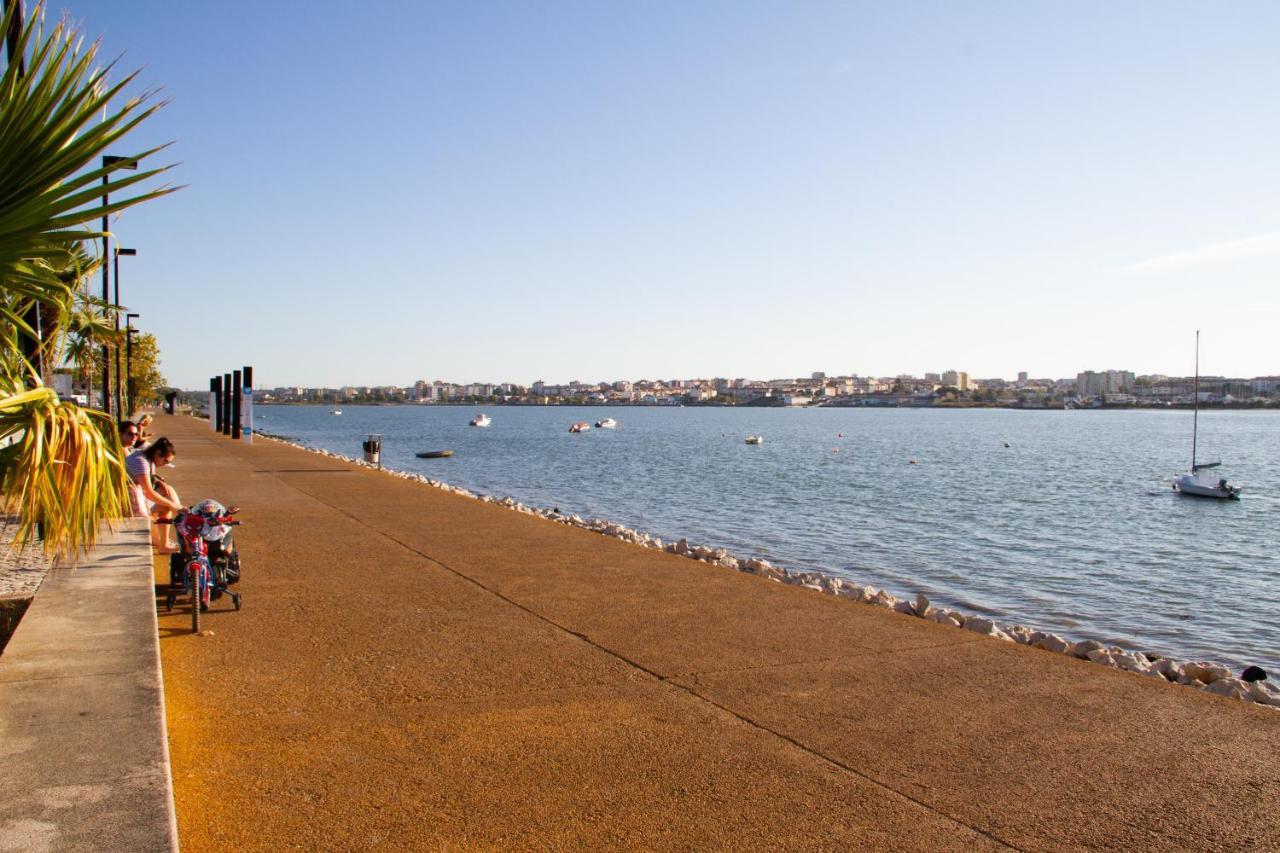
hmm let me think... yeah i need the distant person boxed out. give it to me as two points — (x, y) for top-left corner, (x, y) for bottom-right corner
(136, 413), (155, 447)
(118, 419), (139, 449)
(126, 437), (183, 553)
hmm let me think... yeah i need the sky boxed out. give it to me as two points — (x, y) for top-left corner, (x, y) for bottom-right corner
(66, 1), (1280, 389)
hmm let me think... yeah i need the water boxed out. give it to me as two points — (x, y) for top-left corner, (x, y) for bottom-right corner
(250, 405), (1280, 673)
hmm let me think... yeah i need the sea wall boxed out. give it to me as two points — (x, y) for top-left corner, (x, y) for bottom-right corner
(257, 433), (1279, 711)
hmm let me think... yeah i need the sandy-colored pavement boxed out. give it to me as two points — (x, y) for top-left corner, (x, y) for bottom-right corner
(154, 413), (1279, 851)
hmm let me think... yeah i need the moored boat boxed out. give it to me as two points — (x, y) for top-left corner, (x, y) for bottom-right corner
(330, 409), (342, 415)
(469, 413), (491, 427)
(745, 435), (763, 445)
(569, 422), (591, 433)
(595, 418), (617, 429)
(415, 449), (454, 459)
(1172, 331), (1241, 500)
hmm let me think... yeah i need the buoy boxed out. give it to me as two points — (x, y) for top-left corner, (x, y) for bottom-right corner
(1003, 441), (1010, 448)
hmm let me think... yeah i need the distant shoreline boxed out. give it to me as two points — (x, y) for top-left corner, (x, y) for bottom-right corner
(250, 400), (1280, 411)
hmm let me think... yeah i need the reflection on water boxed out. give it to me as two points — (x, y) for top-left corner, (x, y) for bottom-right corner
(261, 405), (1280, 673)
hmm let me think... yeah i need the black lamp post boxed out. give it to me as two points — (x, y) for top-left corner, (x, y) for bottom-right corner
(113, 247), (136, 415)
(100, 155), (137, 413)
(125, 313), (140, 416)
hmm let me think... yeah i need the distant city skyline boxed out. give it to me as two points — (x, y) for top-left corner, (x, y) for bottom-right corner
(80, 2), (1280, 389)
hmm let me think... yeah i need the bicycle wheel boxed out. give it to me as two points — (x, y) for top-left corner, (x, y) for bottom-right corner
(190, 563), (201, 634)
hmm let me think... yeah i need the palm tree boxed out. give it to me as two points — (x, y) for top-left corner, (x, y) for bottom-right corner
(1, 1), (175, 556)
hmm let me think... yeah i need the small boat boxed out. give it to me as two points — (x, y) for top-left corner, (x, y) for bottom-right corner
(330, 409), (342, 415)
(569, 422), (591, 433)
(744, 435), (763, 445)
(595, 418), (618, 429)
(469, 413), (491, 427)
(1173, 331), (1241, 501)
(415, 450), (454, 459)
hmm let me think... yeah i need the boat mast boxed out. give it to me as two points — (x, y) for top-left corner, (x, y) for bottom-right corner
(1191, 330), (1200, 472)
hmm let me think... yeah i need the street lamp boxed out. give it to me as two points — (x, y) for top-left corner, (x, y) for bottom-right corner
(125, 313), (140, 417)
(113, 247), (137, 415)
(100, 154), (137, 414)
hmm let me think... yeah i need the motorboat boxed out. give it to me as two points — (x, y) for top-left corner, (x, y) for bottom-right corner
(1173, 331), (1241, 500)
(330, 409), (342, 415)
(569, 422), (591, 433)
(415, 450), (454, 459)
(469, 413), (491, 427)
(595, 418), (618, 429)
(744, 435), (763, 445)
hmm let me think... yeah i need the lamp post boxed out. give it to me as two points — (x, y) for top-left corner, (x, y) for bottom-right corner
(125, 313), (140, 417)
(113, 247), (137, 415)
(100, 155), (137, 413)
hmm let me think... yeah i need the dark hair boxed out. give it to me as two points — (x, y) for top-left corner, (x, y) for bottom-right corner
(144, 437), (175, 462)
(118, 419), (136, 434)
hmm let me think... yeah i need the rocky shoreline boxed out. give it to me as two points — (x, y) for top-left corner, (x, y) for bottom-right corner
(259, 432), (1279, 711)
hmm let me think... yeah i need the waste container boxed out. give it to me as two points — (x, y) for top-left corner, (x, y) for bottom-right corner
(362, 434), (382, 468)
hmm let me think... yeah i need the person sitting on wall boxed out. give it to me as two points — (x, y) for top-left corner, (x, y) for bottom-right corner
(125, 437), (183, 553)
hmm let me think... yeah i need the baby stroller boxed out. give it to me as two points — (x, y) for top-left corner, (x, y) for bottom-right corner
(165, 498), (242, 613)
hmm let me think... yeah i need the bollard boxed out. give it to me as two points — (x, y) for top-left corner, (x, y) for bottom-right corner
(212, 376), (222, 431)
(232, 369), (242, 440)
(242, 366), (254, 444)
(363, 434), (382, 469)
(222, 372), (232, 436)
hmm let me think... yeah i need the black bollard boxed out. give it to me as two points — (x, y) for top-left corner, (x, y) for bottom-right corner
(232, 369), (242, 440)
(1241, 666), (1268, 683)
(212, 376), (223, 432)
(222, 372), (232, 436)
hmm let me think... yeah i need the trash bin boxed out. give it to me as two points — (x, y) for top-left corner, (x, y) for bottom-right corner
(362, 434), (382, 468)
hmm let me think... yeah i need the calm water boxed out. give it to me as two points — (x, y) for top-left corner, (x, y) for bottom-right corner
(253, 405), (1280, 673)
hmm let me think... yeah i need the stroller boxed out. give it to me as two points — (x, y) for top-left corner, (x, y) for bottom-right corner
(165, 498), (243, 613)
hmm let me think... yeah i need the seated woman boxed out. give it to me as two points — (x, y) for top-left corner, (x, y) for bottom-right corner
(125, 437), (183, 553)
(135, 413), (155, 448)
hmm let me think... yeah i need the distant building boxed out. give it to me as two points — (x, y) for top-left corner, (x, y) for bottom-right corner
(941, 370), (970, 391)
(1017, 371), (1028, 384)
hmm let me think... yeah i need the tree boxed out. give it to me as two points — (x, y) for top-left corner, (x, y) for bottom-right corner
(1, 2), (175, 556)
(126, 332), (165, 406)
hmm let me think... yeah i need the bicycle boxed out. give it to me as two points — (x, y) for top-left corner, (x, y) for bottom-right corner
(162, 505), (242, 633)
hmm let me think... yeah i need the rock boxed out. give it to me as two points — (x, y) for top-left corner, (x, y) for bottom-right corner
(893, 600), (917, 615)
(914, 593), (931, 618)
(1241, 665), (1269, 683)
(1205, 678), (1250, 700)
(1069, 639), (1106, 659)
(1184, 662), (1233, 684)
(963, 617), (997, 636)
(1113, 651), (1155, 675)
(1031, 634), (1070, 654)
(801, 583), (824, 592)
(871, 591), (900, 610)
(1086, 649), (1118, 667)
(1151, 658), (1184, 681)
(711, 548), (728, 561)
(1005, 625), (1035, 645)
(717, 556), (740, 571)
(927, 610), (959, 627)
(674, 538), (689, 556)
(1249, 682), (1280, 707)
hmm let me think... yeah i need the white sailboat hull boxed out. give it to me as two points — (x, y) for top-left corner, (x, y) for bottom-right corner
(1174, 472), (1240, 500)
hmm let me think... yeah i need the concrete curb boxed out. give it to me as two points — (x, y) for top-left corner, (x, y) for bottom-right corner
(0, 519), (178, 853)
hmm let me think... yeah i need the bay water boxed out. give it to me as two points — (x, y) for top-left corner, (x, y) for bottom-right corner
(253, 405), (1280, 673)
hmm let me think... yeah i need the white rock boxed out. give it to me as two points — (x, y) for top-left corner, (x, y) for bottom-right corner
(801, 583), (824, 592)
(963, 617), (998, 636)
(1086, 649), (1118, 667)
(1205, 678), (1250, 700)
(1069, 639), (1106, 659)
(1005, 625), (1035, 645)
(717, 556), (740, 571)
(1249, 682), (1280, 707)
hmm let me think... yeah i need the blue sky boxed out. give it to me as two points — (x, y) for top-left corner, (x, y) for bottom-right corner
(72, 1), (1280, 388)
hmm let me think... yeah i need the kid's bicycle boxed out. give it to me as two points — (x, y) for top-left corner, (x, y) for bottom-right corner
(162, 500), (242, 633)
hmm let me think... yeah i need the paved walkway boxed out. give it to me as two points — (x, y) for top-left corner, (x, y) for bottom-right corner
(0, 519), (177, 853)
(157, 414), (1279, 851)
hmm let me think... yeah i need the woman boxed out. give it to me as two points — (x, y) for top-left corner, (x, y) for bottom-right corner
(134, 413), (155, 449)
(126, 437), (183, 553)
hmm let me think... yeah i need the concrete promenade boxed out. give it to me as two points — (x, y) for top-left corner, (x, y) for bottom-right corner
(157, 414), (1279, 851)
(0, 519), (178, 853)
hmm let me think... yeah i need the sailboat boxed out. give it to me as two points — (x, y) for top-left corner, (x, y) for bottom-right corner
(1173, 331), (1241, 500)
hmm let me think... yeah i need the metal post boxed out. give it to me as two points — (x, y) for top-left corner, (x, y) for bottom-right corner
(100, 171), (110, 413)
(242, 366), (254, 445)
(125, 312), (139, 415)
(222, 373), (232, 435)
(232, 369), (242, 439)
(212, 376), (223, 432)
